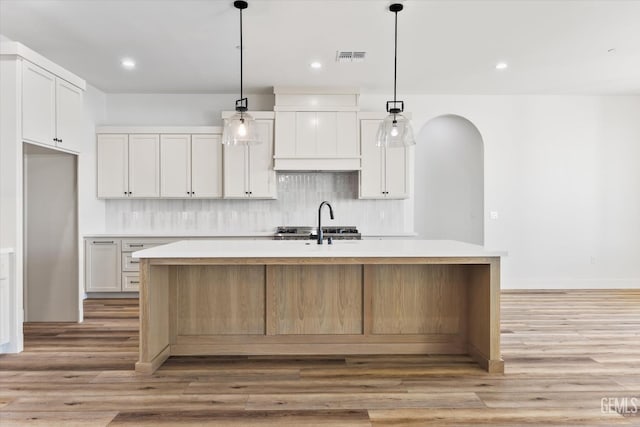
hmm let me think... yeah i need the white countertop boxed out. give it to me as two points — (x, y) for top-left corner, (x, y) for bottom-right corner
(133, 239), (506, 259)
(85, 232), (276, 238)
(85, 232), (417, 239)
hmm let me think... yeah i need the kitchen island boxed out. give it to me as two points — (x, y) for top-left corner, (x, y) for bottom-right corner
(133, 240), (505, 374)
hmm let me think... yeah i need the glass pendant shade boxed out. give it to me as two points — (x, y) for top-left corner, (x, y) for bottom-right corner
(376, 113), (415, 147)
(222, 111), (260, 145)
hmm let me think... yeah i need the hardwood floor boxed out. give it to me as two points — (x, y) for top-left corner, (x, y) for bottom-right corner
(1, 290), (639, 426)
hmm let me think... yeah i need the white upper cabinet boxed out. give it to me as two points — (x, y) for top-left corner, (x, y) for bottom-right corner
(22, 62), (56, 146)
(191, 134), (222, 198)
(54, 79), (83, 153)
(22, 61), (84, 153)
(160, 134), (191, 197)
(97, 134), (129, 198)
(273, 87), (360, 171)
(128, 134), (160, 198)
(97, 133), (160, 198)
(359, 118), (410, 199)
(160, 134), (222, 198)
(223, 119), (276, 199)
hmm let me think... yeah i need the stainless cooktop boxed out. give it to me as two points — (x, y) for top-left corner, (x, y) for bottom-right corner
(274, 226), (361, 240)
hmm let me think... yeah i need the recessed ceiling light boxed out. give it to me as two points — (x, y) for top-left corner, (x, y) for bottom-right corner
(495, 62), (508, 70)
(310, 61), (322, 69)
(121, 58), (136, 70)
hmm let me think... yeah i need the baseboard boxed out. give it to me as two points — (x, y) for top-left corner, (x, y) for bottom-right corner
(503, 278), (640, 290)
(85, 292), (139, 298)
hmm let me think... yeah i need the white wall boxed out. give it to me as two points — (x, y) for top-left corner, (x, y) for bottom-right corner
(360, 94), (640, 289)
(105, 93), (274, 126)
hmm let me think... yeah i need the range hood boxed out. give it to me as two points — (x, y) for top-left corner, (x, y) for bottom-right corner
(273, 87), (361, 171)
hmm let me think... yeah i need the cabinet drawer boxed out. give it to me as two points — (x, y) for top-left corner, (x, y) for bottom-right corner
(122, 273), (140, 292)
(122, 253), (141, 272)
(122, 240), (171, 251)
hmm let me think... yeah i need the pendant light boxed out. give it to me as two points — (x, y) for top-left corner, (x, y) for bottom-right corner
(376, 3), (415, 147)
(222, 0), (261, 145)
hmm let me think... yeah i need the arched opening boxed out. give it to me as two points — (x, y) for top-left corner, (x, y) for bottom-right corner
(415, 115), (484, 245)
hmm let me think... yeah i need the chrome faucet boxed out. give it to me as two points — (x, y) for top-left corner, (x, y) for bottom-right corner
(317, 201), (335, 244)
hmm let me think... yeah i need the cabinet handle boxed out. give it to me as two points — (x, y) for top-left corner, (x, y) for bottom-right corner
(130, 281), (140, 284)
(129, 244), (144, 248)
(92, 241), (114, 244)
(130, 260), (140, 264)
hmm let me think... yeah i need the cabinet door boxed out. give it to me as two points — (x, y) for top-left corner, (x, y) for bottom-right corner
(55, 78), (83, 153)
(336, 112), (358, 157)
(191, 134), (222, 198)
(274, 112), (296, 157)
(97, 134), (129, 198)
(248, 120), (276, 198)
(384, 145), (409, 198)
(359, 120), (385, 198)
(22, 61), (56, 147)
(223, 144), (248, 198)
(295, 112), (317, 156)
(85, 240), (121, 292)
(160, 134), (191, 197)
(315, 112), (338, 156)
(129, 134), (160, 197)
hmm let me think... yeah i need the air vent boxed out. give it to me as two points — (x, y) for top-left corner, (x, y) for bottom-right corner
(336, 51), (367, 63)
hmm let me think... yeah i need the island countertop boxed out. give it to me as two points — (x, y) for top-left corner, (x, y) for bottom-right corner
(133, 239), (506, 259)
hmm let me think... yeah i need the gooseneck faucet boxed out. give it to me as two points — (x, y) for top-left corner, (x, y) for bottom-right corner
(317, 201), (335, 244)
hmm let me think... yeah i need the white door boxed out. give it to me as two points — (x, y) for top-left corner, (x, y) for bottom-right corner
(22, 61), (56, 147)
(359, 120), (384, 198)
(97, 134), (129, 198)
(385, 145), (409, 198)
(248, 120), (276, 198)
(55, 78), (83, 153)
(191, 134), (222, 198)
(160, 134), (191, 197)
(223, 143), (248, 198)
(129, 134), (160, 198)
(85, 240), (121, 292)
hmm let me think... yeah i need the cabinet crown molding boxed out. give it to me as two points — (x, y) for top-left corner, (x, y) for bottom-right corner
(0, 42), (86, 90)
(96, 126), (222, 134)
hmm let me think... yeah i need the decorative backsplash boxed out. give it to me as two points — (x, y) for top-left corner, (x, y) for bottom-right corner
(105, 172), (407, 234)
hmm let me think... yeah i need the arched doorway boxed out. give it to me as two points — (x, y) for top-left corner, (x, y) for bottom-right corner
(415, 115), (484, 245)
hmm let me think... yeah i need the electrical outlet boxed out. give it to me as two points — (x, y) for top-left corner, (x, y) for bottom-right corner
(490, 211), (499, 220)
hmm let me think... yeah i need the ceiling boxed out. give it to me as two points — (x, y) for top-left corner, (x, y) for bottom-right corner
(1, 0), (639, 95)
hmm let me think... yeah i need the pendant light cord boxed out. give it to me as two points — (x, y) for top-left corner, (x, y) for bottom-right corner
(393, 9), (398, 105)
(239, 6), (244, 102)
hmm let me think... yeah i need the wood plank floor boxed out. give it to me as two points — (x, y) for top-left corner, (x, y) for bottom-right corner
(1, 290), (639, 426)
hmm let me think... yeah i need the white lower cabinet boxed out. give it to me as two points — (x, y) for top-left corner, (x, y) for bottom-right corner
(85, 240), (121, 292)
(85, 238), (171, 294)
(359, 119), (410, 199)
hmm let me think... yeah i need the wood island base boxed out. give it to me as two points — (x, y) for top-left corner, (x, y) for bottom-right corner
(135, 256), (503, 375)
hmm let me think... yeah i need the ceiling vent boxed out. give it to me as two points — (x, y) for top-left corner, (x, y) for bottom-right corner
(336, 51), (366, 63)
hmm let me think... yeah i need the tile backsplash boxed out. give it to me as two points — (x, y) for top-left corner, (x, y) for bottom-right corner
(105, 172), (407, 234)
